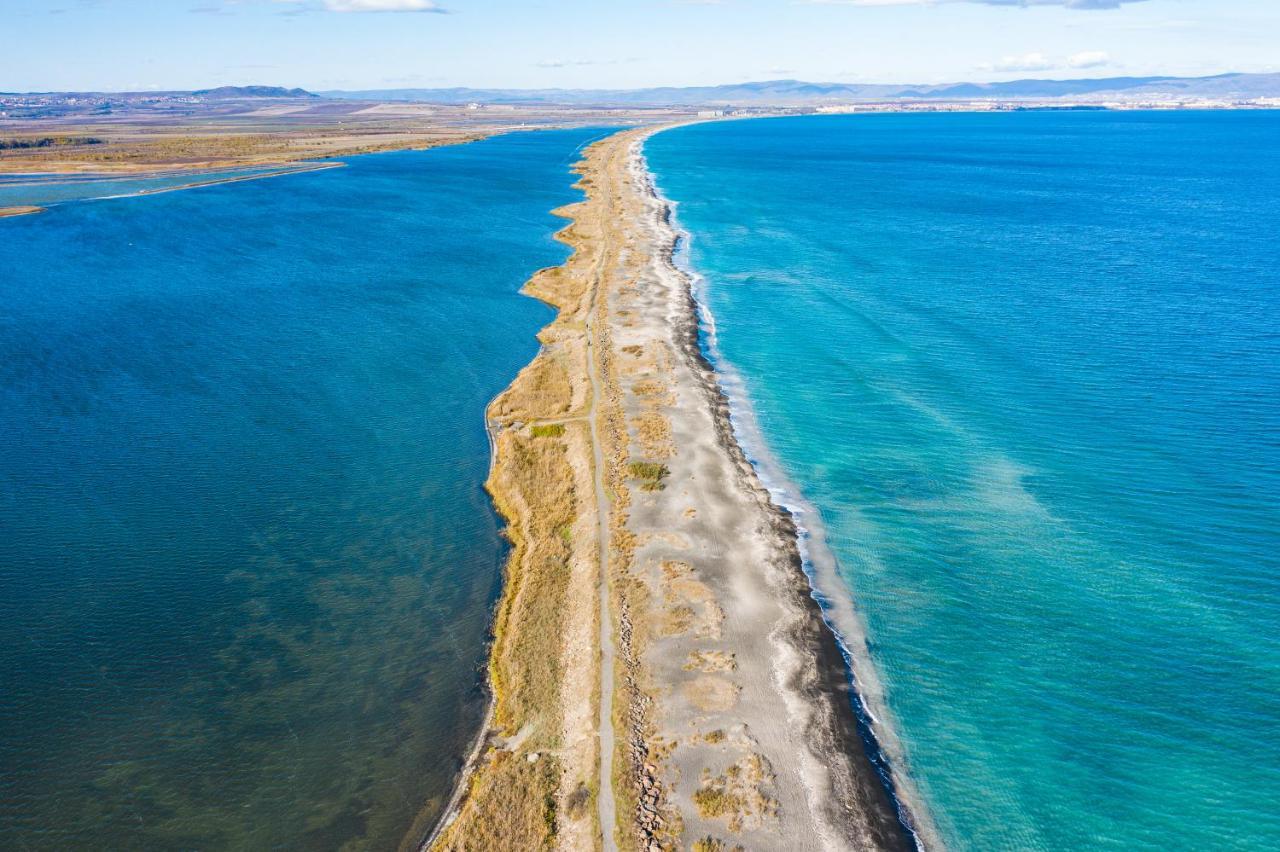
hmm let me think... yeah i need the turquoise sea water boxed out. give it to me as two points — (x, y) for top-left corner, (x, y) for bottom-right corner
(0, 127), (605, 849)
(646, 113), (1280, 850)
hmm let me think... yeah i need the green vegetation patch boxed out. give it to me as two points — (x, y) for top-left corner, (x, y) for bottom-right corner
(627, 461), (670, 491)
(0, 136), (104, 150)
(530, 423), (565, 438)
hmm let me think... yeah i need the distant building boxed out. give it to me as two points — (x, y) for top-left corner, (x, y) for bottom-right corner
(697, 109), (725, 118)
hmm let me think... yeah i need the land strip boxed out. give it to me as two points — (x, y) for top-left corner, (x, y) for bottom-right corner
(427, 130), (625, 852)
(0, 205), (43, 218)
(0, 95), (690, 174)
(430, 123), (918, 850)
(600, 130), (916, 852)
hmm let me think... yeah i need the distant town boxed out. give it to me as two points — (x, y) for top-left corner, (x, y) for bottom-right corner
(5, 72), (1280, 122)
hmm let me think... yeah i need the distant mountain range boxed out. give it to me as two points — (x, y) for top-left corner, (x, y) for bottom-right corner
(191, 86), (317, 99)
(7, 75), (1277, 113)
(0, 85), (317, 100)
(324, 73), (1280, 106)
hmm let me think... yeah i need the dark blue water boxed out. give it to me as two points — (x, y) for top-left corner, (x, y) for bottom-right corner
(0, 127), (607, 850)
(646, 112), (1280, 850)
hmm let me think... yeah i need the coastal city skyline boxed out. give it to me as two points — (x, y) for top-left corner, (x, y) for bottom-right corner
(3, 0), (1278, 92)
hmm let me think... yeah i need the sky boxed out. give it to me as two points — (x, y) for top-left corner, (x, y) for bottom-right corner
(2, 0), (1278, 92)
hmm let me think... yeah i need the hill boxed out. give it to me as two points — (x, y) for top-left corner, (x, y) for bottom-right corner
(192, 86), (317, 99)
(325, 73), (1280, 106)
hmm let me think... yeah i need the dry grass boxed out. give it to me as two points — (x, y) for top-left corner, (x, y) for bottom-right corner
(0, 124), (484, 172)
(691, 838), (739, 852)
(631, 411), (674, 460)
(683, 650), (737, 673)
(488, 432), (577, 731)
(434, 425), (579, 850)
(692, 786), (743, 820)
(492, 355), (573, 421)
(432, 163), (591, 851)
(682, 675), (739, 713)
(631, 379), (666, 397)
(692, 755), (778, 834)
(432, 751), (560, 852)
(659, 604), (696, 637)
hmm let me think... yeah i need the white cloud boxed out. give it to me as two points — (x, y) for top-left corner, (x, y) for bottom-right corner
(1068, 50), (1111, 68)
(800, 0), (1149, 8)
(536, 57), (640, 69)
(985, 52), (1056, 72)
(322, 0), (445, 11)
(978, 49), (1116, 72)
(978, 0), (1147, 7)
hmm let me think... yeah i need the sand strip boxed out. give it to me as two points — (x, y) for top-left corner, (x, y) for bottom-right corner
(0, 205), (44, 218)
(597, 129), (919, 851)
(428, 124), (920, 851)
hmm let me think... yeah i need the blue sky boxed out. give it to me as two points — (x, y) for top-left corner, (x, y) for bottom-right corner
(3, 0), (1278, 92)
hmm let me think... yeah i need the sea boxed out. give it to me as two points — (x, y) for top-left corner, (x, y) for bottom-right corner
(0, 127), (608, 849)
(645, 111), (1280, 850)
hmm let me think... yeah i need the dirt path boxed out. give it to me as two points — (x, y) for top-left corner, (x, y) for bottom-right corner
(587, 142), (620, 852)
(589, 309), (619, 851)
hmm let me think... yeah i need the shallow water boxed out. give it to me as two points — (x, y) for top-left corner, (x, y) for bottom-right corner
(646, 112), (1280, 850)
(0, 163), (325, 207)
(0, 127), (607, 849)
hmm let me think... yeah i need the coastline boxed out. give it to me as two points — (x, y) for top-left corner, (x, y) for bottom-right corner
(428, 130), (620, 851)
(0, 130), (495, 177)
(428, 123), (921, 850)
(653, 149), (942, 850)
(611, 131), (914, 850)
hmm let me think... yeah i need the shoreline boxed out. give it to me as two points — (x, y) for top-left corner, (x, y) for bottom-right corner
(0, 131), (495, 177)
(428, 129), (622, 851)
(614, 131), (914, 849)
(651, 146), (941, 850)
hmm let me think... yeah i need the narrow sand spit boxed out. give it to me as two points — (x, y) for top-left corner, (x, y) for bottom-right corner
(598, 129), (916, 851)
(0, 206), (45, 218)
(429, 126), (918, 851)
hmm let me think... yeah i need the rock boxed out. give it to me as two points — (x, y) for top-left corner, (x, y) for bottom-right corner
(526, 752), (539, 763)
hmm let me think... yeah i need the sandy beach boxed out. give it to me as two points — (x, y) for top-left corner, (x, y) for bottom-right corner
(429, 124), (915, 851)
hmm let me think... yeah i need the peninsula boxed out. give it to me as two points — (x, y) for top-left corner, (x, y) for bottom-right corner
(0, 87), (688, 174)
(428, 126), (916, 851)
